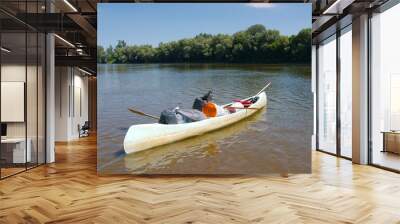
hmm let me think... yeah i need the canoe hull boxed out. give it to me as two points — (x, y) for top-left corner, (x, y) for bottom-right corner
(123, 92), (267, 154)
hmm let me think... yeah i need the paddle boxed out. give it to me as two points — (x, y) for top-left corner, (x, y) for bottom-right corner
(224, 82), (270, 110)
(128, 82), (270, 120)
(128, 107), (159, 120)
(224, 106), (259, 110)
(256, 82), (271, 96)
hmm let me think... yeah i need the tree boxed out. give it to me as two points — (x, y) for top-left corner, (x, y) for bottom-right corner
(232, 31), (253, 62)
(211, 34), (233, 62)
(115, 40), (127, 49)
(105, 45), (115, 64)
(97, 25), (311, 64)
(246, 24), (267, 35)
(289, 28), (311, 63)
(97, 46), (106, 64)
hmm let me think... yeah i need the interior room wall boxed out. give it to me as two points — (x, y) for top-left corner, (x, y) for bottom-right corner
(1, 63), (44, 163)
(55, 66), (89, 141)
(55, 66), (70, 141)
(1, 64), (36, 138)
(71, 71), (89, 138)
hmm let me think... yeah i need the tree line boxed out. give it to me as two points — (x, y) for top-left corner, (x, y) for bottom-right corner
(98, 24), (311, 64)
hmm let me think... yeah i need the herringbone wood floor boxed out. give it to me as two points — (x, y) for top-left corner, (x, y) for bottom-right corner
(1, 135), (400, 224)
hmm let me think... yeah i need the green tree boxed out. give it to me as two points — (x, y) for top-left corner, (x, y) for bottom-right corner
(289, 28), (311, 62)
(97, 45), (106, 64)
(98, 25), (311, 64)
(105, 45), (115, 64)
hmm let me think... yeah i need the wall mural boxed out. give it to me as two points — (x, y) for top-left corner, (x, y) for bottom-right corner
(97, 3), (312, 174)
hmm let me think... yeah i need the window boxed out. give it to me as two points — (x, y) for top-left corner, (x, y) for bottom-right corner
(370, 3), (400, 171)
(340, 26), (352, 158)
(317, 35), (337, 154)
(0, 2), (46, 179)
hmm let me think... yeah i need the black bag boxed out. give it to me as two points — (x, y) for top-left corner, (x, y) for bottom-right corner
(159, 110), (180, 124)
(201, 91), (213, 101)
(192, 98), (205, 111)
(176, 109), (206, 123)
(192, 90), (213, 111)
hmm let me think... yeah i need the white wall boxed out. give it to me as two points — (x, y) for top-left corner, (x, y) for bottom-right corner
(1, 65), (25, 127)
(1, 65), (43, 137)
(1, 63), (46, 164)
(55, 66), (69, 141)
(1, 65), (26, 139)
(54, 67), (89, 141)
(72, 73), (89, 138)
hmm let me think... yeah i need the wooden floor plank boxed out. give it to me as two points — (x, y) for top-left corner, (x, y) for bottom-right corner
(0, 135), (399, 223)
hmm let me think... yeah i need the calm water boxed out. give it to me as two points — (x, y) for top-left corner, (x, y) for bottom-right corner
(98, 64), (312, 174)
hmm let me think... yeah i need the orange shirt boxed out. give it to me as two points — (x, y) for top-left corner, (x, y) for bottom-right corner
(202, 102), (217, 117)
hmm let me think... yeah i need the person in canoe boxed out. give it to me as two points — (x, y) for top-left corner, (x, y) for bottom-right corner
(159, 91), (223, 124)
(192, 91), (230, 117)
(159, 91), (250, 125)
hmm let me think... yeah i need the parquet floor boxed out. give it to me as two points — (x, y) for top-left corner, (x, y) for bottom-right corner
(1, 135), (400, 223)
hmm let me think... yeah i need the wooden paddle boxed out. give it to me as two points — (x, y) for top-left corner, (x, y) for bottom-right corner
(256, 82), (271, 96)
(128, 82), (270, 120)
(128, 107), (159, 120)
(224, 83), (270, 110)
(224, 106), (259, 110)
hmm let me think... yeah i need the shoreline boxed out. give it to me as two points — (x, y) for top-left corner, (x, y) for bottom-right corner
(98, 63), (310, 66)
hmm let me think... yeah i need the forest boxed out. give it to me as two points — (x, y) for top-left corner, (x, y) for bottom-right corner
(97, 24), (311, 64)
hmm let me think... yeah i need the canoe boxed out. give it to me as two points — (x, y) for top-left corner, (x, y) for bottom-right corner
(123, 91), (267, 154)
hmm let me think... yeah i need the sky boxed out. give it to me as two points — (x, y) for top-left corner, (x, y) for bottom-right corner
(98, 3), (311, 47)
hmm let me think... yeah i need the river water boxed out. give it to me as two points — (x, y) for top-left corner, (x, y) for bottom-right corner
(98, 64), (312, 174)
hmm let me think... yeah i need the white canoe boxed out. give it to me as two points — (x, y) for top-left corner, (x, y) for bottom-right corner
(123, 91), (267, 154)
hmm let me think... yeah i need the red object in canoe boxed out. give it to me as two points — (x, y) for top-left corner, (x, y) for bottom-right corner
(233, 99), (252, 107)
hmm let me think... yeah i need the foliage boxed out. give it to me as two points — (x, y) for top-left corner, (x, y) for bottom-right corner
(98, 25), (311, 64)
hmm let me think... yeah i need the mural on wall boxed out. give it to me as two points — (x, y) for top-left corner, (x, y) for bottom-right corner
(97, 3), (313, 174)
